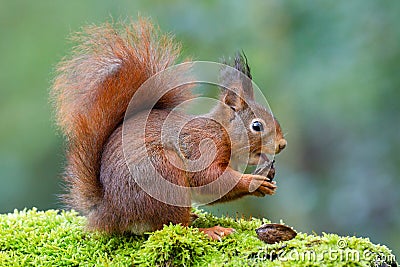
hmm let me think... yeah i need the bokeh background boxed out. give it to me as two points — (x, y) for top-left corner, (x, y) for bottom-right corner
(1, 0), (399, 257)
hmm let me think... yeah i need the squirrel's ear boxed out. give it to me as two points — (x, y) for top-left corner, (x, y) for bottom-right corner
(220, 51), (254, 106)
(221, 88), (246, 111)
(234, 51), (254, 101)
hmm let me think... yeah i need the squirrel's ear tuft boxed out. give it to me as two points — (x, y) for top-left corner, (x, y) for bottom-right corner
(233, 51), (252, 80)
(234, 51), (254, 100)
(220, 51), (252, 80)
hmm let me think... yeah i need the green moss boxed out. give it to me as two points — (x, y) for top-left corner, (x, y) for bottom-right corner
(0, 208), (397, 266)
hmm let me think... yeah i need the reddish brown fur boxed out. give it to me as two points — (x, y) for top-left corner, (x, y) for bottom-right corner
(52, 18), (286, 238)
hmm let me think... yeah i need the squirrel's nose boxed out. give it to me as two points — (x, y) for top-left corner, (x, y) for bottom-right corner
(275, 139), (287, 154)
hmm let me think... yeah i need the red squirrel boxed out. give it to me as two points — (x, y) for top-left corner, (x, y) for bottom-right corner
(51, 18), (287, 240)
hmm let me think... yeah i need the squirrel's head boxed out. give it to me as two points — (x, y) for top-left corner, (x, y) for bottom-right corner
(213, 52), (287, 166)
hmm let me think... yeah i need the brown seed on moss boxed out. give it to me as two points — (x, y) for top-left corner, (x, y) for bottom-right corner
(255, 223), (297, 244)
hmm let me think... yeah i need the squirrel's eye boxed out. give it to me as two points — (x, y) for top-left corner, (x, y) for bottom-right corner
(251, 120), (264, 132)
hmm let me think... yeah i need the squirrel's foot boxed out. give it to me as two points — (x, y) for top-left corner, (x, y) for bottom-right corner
(198, 225), (235, 241)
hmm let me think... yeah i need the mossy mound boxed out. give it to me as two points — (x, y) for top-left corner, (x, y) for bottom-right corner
(0, 208), (397, 266)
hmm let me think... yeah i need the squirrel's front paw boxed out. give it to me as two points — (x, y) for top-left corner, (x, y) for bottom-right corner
(246, 174), (277, 196)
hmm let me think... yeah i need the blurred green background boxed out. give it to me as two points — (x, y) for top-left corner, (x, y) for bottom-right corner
(0, 0), (399, 257)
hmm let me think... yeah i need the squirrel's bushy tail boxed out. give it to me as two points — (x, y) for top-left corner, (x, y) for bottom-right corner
(51, 18), (190, 212)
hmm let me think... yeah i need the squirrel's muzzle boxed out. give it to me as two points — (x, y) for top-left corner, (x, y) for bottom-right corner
(275, 139), (287, 154)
